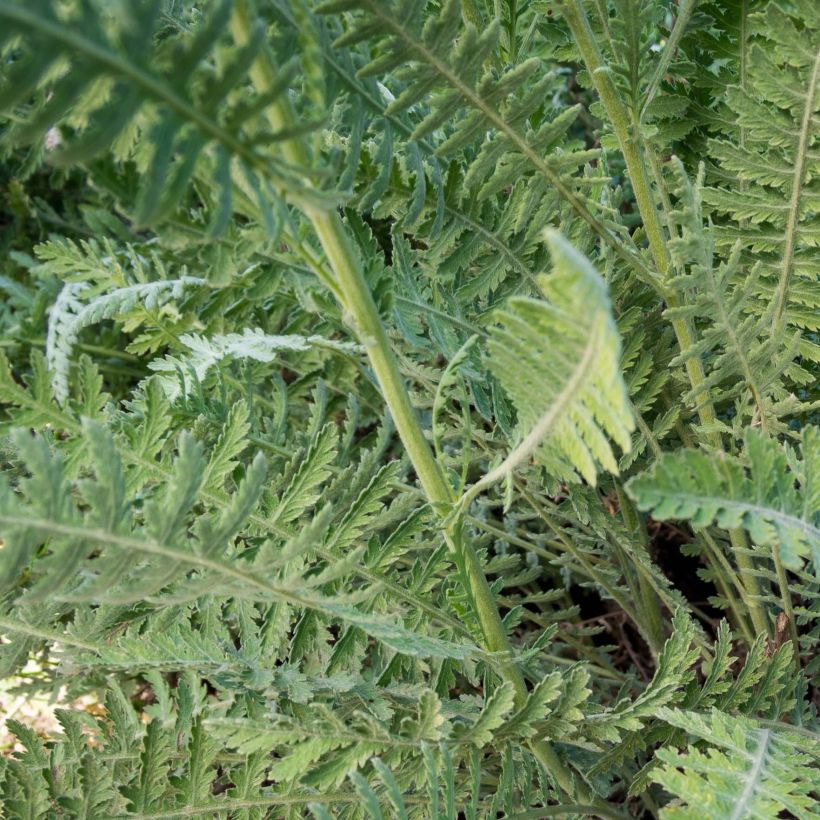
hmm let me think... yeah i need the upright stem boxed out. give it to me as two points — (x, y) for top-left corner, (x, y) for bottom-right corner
(771, 544), (801, 673)
(231, 0), (592, 802)
(772, 45), (820, 330)
(727, 527), (768, 637)
(306, 207), (520, 667)
(558, 0), (717, 438)
(559, 0), (769, 639)
(697, 531), (755, 648)
(615, 484), (664, 655)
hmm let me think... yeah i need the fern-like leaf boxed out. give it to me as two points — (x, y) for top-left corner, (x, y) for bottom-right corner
(652, 708), (820, 819)
(0, 422), (473, 659)
(48, 277), (204, 404)
(704, 2), (820, 335)
(147, 328), (361, 400)
(483, 230), (634, 488)
(628, 426), (820, 573)
(0, 0), (323, 228)
(663, 158), (801, 432)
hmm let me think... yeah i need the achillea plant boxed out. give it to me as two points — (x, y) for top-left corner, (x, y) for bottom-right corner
(0, 0), (817, 816)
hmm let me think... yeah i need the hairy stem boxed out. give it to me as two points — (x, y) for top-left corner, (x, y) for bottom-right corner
(729, 527), (770, 638)
(772, 44), (820, 329)
(231, 0), (592, 801)
(615, 484), (665, 654)
(557, 0), (718, 438)
(559, 0), (770, 637)
(771, 544), (801, 673)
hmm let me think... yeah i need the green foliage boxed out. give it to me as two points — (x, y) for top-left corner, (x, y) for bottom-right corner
(486, 230), (634, 488)
(628, 426), (820, 572)
(0, 0), (324, 228)
(703, 2), (820, 334)
(652, 709), (820, 818)
(0, 418), (472, 657)
(0, 0), (818, 817)
(663, 159), (803, 433)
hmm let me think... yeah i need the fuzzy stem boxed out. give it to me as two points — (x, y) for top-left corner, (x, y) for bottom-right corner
(558, 0), (718, 439)
(559, 0), (769, 637)
(728, 527), (770, 638)
(695, 532), (754, 646)
(230, 0), (591, 802)
(771, 544), (801, 673)
(615, 484), (665, 654)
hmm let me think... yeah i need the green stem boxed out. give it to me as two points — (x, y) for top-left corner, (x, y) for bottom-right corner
(615, 484), (664, 654)
(639, 0), (698, 123)
(306, 209), (524, 667)
(728, 527), (770, 638)
(559, 0), (769, 638)
(696, 532), (755, 648)
(309, 152), (594, 812)
(771, 545), (801, 672)
(230, 0), (591, 802)
(558, 2), (668, 273)
(558, 0), (718, 441)
(771, 44), (820, 331)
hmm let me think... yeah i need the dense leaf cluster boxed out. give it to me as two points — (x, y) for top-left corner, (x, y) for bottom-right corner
(0, 0), (817, 817)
